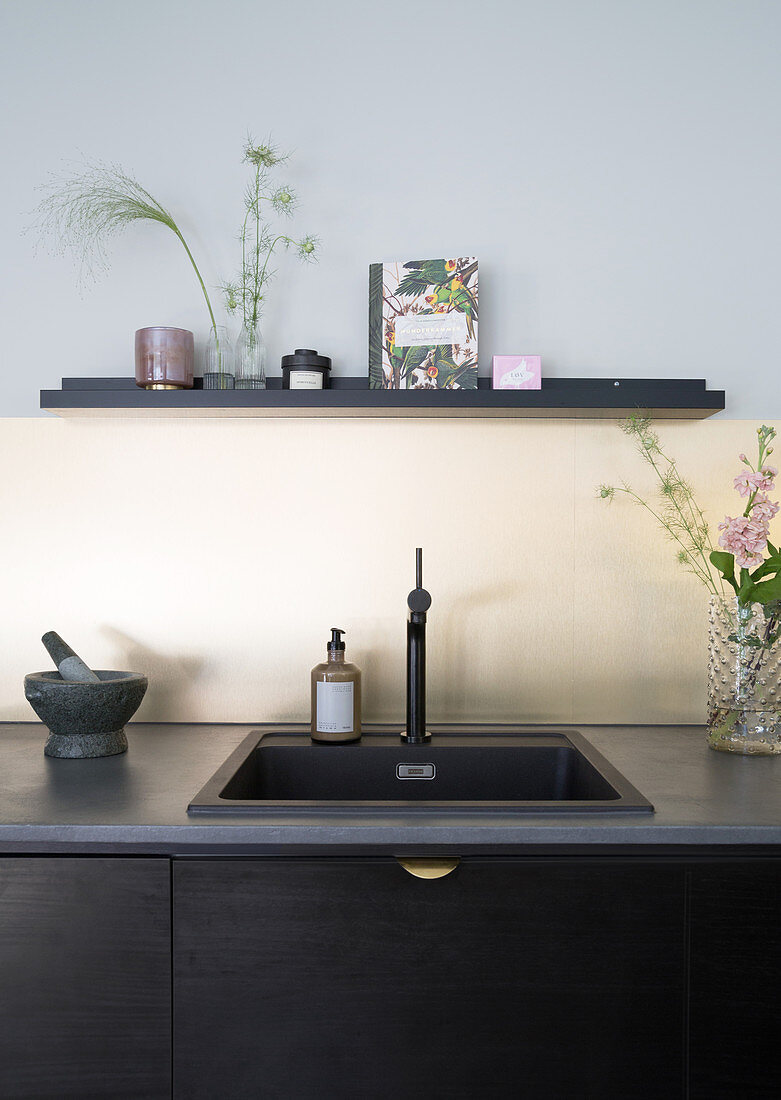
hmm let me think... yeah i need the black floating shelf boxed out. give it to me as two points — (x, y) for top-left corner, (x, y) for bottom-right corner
(40, 376), (725, 419)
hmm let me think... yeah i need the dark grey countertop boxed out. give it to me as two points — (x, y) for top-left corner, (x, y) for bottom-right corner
(0, 722), (780, 854)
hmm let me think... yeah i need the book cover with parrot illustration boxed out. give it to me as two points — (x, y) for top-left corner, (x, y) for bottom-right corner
(369, 257), (478, 389)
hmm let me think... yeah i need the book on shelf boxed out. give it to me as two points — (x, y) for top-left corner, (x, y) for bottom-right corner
(369, 257), (478, 390)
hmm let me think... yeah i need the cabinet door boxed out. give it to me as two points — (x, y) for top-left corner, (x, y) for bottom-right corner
(689, 861), (781, 1100)
(0, 857), (170, 1100)
(174, 858), (685, 1100)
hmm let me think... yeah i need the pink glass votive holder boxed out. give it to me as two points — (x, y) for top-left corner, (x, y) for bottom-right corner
(135, 327), (194, 389)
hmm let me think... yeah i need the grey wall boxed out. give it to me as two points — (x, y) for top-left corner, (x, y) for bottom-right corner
(1, 0), (779, 417)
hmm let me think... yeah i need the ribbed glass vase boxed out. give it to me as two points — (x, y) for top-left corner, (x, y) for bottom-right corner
(707, 595), (781, 754)
(203, 326), (234, 390)
(234, 322), (266, 389)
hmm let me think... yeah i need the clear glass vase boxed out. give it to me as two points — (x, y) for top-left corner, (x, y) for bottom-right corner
(203, 326), (234, 390)
(234, 322), (266, 389)
(707, 595), (781, 754)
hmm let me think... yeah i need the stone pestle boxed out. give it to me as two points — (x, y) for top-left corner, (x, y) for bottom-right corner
(42, 631), (100, 683)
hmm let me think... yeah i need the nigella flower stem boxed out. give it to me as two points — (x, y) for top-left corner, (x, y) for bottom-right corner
(642, 445), (721, 594)
(251, 166), (262, 328)
(743, 609), (779, 686)
(222, 137), (318, 329)
(613, 487), (719, 593)
(257, 234), (293, 298)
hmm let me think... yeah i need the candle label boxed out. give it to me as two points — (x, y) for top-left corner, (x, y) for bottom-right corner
(289, 370), (323, 389)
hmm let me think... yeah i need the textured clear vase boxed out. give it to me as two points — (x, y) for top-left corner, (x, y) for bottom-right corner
(234, 323), (266, 389)
(203, 326), (234, 390)
(707, 595), (781, 754)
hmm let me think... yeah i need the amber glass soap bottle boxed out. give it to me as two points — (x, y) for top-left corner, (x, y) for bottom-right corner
(311, 628), (362, 743)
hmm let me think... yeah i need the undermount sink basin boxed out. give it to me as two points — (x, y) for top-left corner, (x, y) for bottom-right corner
(188, 727), (653, 814)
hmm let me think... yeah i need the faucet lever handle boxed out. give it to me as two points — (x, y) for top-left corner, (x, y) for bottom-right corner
(408, 587), (432, 613)
(408, 547), (431, 613)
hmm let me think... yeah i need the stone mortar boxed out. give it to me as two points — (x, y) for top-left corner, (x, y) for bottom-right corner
(24, 671), (148, 758)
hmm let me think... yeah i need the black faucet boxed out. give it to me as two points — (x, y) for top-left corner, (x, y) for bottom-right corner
(403, 548), (432, 744)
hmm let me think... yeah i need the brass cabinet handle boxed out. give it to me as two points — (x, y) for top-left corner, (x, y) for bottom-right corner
(396, 857), (461, 880)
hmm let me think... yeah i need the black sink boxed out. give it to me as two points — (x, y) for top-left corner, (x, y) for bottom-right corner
(188, 727), (653, 814)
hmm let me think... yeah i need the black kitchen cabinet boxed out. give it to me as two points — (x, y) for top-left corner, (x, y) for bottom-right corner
(173, 858), (686, 1100)
(689, 860), (781, 1100)
(1, 852), (777, 1099)
(0, 857), (171, 1100)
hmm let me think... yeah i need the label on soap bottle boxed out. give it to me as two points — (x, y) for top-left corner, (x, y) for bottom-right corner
(316, 681), (354, 733)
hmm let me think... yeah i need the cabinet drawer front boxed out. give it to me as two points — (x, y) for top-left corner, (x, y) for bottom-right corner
(0, 856), (171, 1100)
(689, 861), (781, 1100)
(174, 858), (685, 1100)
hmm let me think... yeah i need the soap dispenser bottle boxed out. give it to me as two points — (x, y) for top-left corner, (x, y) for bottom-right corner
(311, 628), (362, 743)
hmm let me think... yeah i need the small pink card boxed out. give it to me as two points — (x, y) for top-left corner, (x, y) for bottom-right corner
(492, 355), (542, 389)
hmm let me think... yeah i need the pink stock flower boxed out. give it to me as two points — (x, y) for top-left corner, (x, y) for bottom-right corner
(734, 472), (754, 497)
(733, 465), (777, 498)
(718, 514), (769, 570)
(751, 465), (778, 493)
(751, 494), (780, 523)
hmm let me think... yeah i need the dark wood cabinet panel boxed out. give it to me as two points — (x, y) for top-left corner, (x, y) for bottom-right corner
(0, 857), (171, 1100)
(174, 858), (686, 1100)
(689, 861), (781, 1100)
(2, 849), (776, 1099)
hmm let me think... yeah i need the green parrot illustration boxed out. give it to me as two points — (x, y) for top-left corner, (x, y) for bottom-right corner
(424, 277), (477, 341)
(449, 279), (477, 341)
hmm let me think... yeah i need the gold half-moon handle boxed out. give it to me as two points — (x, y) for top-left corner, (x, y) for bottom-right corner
(396, 857), (461, 879)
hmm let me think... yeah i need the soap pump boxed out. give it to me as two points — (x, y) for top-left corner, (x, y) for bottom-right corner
(311, 628), (362, 744)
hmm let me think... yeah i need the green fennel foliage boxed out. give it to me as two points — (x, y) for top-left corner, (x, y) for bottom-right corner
(33, 161), (218, 335)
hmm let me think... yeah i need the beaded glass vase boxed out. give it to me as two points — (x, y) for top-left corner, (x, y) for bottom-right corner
(707, 595), (781, 754)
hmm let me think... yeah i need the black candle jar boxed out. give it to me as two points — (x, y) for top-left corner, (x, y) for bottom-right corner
(281, 349), (332, 389)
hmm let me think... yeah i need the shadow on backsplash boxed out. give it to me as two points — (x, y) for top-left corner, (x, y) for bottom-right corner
(100, 627), (204, 721)
(436, 581), (527, 720)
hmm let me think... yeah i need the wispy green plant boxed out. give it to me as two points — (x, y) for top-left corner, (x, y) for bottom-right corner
(598, 415), (723, 596)
(221, 137), (318, 329)
(33, 160), (218, 334)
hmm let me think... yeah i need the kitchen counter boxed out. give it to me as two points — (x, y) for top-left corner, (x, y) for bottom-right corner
(0, 721), (779, 854)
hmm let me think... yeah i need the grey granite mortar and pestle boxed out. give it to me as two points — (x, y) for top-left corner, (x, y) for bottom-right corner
(24, 632), (148, 758)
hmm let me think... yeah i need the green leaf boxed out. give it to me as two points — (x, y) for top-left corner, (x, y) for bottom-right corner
(749, 554), (781, 582)
(768, 540), (778, 556)
(710, 550), (737, 590)
(750, 574), (781, 604)
(738, 577), (756, 605)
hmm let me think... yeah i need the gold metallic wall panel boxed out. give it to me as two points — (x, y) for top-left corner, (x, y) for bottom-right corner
(0, 418), (753, 725)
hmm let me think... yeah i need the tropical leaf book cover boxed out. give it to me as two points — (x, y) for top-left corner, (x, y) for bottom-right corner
(369, 257), (478, 389)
